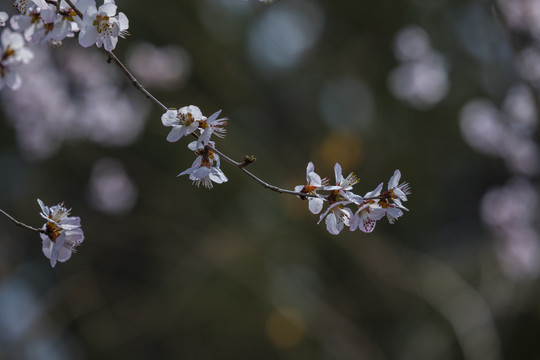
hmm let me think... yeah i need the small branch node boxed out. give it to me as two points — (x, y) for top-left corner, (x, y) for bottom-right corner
(239, 155), (256, 168)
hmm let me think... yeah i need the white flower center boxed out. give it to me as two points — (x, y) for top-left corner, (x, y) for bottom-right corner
(94, 14), (113, 35)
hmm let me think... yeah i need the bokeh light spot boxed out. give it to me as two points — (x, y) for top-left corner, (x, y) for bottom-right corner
(87, 157), (138, 215)
(317, 132), (363, 171)
(265, 308), (305, 348)
(319, 77), (375, 131)
(127, 42), (191, 91)
(248, 0), (324, 70)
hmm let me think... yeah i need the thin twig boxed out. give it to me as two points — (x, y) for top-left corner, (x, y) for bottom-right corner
(106, 51), (169, 112)
(63, 1), (171, 112)
(0, 208), (45, 233)
(209, 146), (312, 196)
(210, 145), (387, 200)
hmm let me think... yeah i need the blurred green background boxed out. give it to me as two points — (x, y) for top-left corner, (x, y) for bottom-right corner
(1, 0), (539, 359)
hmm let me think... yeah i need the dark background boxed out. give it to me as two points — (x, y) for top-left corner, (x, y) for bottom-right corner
(0, 0), (539, 359)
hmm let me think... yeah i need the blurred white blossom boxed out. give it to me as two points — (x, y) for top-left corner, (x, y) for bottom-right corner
(389, 25), (449, 109)
(248, 0), (324, 70)
(126, 42), (191, 90)
(460, 87), (540, 175)
(393, 26), (431, 62)
(0, 43), (149, 159)
(481, 179), (540, 280)
(0, 12), (8, 28)
(87, 158), (138, 215)
(459, 100), (505, 156)
(498, 0), (540, 40)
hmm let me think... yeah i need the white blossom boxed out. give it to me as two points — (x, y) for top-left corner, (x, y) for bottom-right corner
(11, 0), (79, 45)
(379, 169), (411, 224)
(10, 5), (54, 45)
(162, 105), (204, 142)
(294, 162), (327, 214)
(78, 0), (129, 51)
(324, 163), (359, 196)
(38, 199), (84, 268)
(178, 141), (228, 189)
(386, 170), (410, 205)
(0, 29), (33, 90)
(197, 110), (228, 147)
(349, 183), (386, 233)
(318, 201), (353, 235)
(39, 3), (80, 43)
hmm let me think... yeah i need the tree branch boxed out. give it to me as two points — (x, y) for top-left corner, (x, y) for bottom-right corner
(57, 2), (380, 200)
(106, 51), (169, 113)
(0, 208), (45, 234)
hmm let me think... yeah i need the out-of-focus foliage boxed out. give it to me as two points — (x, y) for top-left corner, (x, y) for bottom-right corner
(0, 0), (539, 359)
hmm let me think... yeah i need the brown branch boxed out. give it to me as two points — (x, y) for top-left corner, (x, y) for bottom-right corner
(106, 51), (169, 112)
(0, 208), (45, 234)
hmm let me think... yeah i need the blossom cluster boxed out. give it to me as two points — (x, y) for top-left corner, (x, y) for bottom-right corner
(295, 163), (411, 235)
(162, 105), (228, 189)
(0, 0), (128, 90)
(0, 0), (413, 271)
(38, 199), (84, 267)
(160, 104), (412, 235)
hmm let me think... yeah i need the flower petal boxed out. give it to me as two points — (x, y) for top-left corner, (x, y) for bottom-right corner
(99, 3), (117, 16)
(394, 188), (408, 202)
(206, 110), (222, 124)
(388, 169), (401, 190)
(209, 168), (228, 184)
(360, 218), (377, 233)
(49, 233), (66, 267)
(308, 172), (322, 187)
(178, 167), (193, 177)
(349, 213), (360, 231)
(306, 162), (315, 178)
(78, 25), (99, 48)
(191, 167), (211, 180)
(161, 110), (178, 126)
(166, 126), (184, 142)
(37, 198), (49, 216)
(334, 163), (343, 183)
(308, 197), (324, 214)
(32, 0), (50, 9)
(370, 207), (387, 221)
(365, 183), (383, 198)
(325, 213), (340, 235)
(56, 246), (73, 263)
(117, 12), (129, 30)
